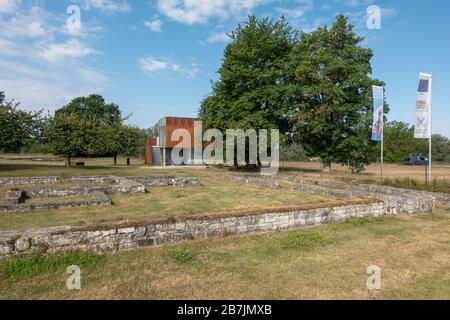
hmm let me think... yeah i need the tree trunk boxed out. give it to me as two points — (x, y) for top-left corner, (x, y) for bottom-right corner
(65, 156), (71, 168)
(113, 153), (118, 165)
(127, 157), (130, 166)
(322, 160), (331, 173)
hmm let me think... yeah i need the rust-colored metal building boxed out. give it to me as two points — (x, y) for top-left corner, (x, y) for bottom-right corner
(145, 117), (201, 166)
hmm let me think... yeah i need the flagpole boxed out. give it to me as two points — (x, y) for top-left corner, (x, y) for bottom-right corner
(429, 74), (433, 183)
(381, 87), (384, 185)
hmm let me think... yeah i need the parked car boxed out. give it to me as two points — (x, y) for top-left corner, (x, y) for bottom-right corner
(404, 155), (429, 166)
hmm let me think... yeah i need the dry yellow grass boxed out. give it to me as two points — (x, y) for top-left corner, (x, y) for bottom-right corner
(0, 156), (448, 300)
(1, 210), (448, 300)
(0, 157), (335, 231)
(281, 161), (450, 182)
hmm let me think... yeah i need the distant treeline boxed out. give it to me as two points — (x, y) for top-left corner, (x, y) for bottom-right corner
(280, 121), (450, 163)
(0, 91), (156, 166)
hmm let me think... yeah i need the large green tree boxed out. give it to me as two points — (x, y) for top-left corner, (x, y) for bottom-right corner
(45, 113), (108, 167)
(199, 15), (298, 163)
(0, 91), (45, 152)
(55, 94), (132, 164)
(56, 94), (122, 126)
(106, 124), (142, 164)
(291, 15), (387, 172)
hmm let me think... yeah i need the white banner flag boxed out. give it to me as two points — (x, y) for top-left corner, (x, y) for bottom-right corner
(414, 73), (432, 139)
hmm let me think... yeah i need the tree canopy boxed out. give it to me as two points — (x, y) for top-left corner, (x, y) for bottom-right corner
(199, 16), (298, 140)
(51, 94), (141, 165)
(0, 91), (45, 153)
(290, 15), (387, 172)
(381, 121), (448, 163)
(56, 94), (122, 127)
(199, 15), (389, 172)
(45, 112), (108, 166)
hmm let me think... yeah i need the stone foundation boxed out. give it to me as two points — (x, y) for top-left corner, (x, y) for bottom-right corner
(226, 174), (443, 214)
(126, 176), (201, 187)
(0, 177), (58, 186)
(0, 201), (384, 258)
(0, 175), (200, 213)
(224, 174), (281, 188)
(1, 191), (112, 213)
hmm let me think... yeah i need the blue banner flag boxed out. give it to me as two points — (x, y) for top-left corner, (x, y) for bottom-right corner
(371, 86), (384, 142)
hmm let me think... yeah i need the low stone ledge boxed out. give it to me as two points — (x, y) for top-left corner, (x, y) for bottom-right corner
(0, 191), (112, 213)
(228, 174), (436, 215)
(0, 175), (202, 214)
(4, 190), (24, 205)
(277, 175), (449, 204)
(0, 177), (58, 186)
(225, 174), (281, 188)
(291, 183), (433, 214)
(62, 176), (117, 184)
(0, 201), (384, 259)
(292, 184), (352, 199)
(126, 176), (201, 187)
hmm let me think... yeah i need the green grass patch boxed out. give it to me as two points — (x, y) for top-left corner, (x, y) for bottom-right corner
(0, 251), (105, 281)
(165, 247), (197, 264)
(281, 230), (335, 251)
(342, 216), (386, 226)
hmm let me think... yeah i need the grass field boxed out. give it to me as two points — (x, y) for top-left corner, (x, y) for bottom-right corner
(0, 155), (449, 300)
(1, 210), (448, 299)
(0, 156), (335, 231)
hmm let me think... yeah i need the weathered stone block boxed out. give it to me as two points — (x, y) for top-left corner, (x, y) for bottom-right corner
(15, 237), (31, 252)
(118, 227), (135, 234)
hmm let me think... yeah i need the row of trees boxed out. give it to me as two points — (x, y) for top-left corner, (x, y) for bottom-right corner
(200, 15), (387, 172)
(279, 121), (450, 164)
(0, 92), (156, 166)
(0, 92), (46, 153)
(380, 121), (450, 163)
(2, 16), (449, 170)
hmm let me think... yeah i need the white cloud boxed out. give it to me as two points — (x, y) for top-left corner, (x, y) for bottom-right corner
(0, 6), (47, 38)
(0, 37), (21, 56)
(140, 56), (201, 79)
(0, 4), (108, 112)
(81, 0), (131, 13)
(206, 32), (230, 43)
(140, 57), (177, 73)
(144, 19), (163, 32)
(276, 0), (314, 19)
(0, 0), (21, 13)
(155, 0), (271, 25)
(38, 39), (99, 63)
(0, 60), (108, 111)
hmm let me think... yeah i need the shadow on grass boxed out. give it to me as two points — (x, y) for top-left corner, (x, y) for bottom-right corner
(0, 164), (121, 176)
(224, 165), (323, 174)
(279, 166), (323, 174)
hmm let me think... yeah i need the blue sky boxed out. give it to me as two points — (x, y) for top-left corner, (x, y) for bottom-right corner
(1, 0), (449, 136)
